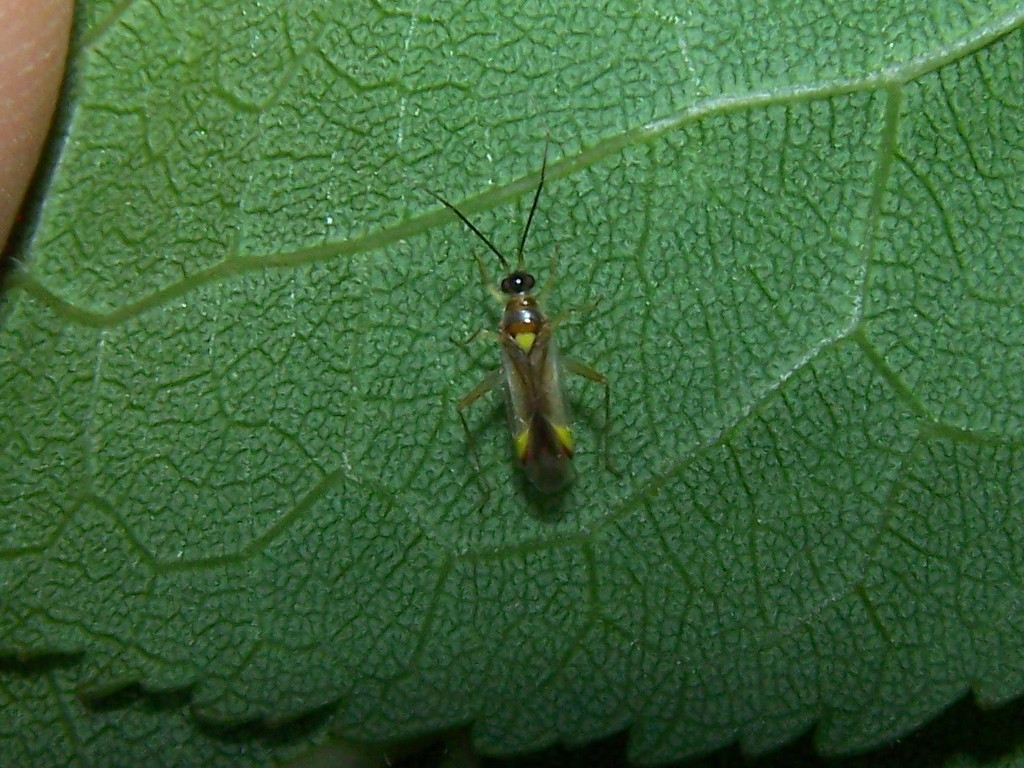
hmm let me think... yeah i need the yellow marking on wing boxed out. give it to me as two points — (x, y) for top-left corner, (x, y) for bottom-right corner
(514, 428), (530, 461)
(553, 425), (574, 454)
(513, 332), (536, 352)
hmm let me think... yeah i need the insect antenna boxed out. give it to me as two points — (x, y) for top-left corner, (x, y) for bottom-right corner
(515, 147), (548, 269)
(423, 187), (510, 271)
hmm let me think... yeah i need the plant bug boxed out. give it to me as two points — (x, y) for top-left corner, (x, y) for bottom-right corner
(426, 151), (612, 493)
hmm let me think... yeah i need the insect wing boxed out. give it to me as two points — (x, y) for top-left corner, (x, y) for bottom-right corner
(500, 325), (574, 491)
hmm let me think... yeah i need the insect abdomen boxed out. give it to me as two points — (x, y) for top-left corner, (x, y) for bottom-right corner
(517, 414), (574, 492)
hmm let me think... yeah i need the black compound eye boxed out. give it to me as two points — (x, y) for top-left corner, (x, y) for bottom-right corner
(500, 271), (535, 295)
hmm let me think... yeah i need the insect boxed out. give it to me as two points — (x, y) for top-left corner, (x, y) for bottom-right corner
(426, 151), (611, 493)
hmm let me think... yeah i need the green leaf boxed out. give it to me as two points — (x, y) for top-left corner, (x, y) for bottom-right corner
(3, 1), (1024, 765)
(0, 654), (329, 767)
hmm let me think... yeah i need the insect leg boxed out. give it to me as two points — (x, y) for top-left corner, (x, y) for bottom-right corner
(537, 247), (559, 304)
(472, 251), (504, 304)
(457, 368), (503, 409)
(563, 356), (620, 478)
(453, 328), (499, 348)
(550, 296), (601, 328)
(457, 368), (504, 501)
